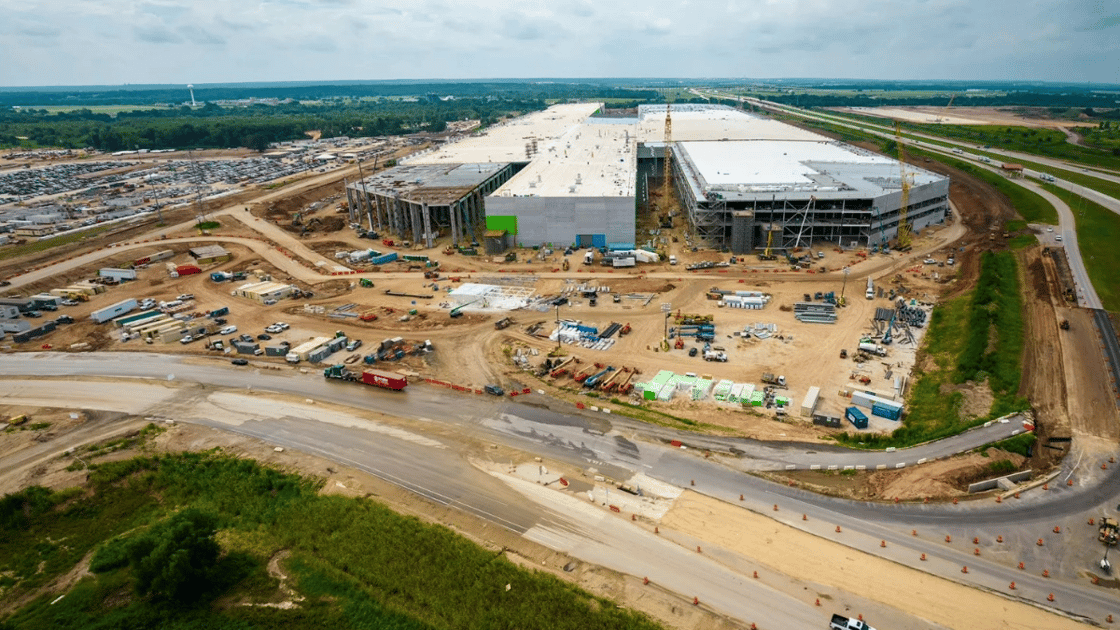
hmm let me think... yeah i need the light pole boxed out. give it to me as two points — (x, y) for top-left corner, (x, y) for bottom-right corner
(841, 267), (850, 304)
(555, 302), (562, 354)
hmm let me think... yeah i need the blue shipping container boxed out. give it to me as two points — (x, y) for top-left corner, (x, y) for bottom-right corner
(845, 406), (868, 429)
(591, 234), (607, 248)
(872, 403), (902, 421)
(607, 242), (635, 251)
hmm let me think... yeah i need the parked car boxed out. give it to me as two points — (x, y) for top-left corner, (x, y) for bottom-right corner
(239, 334), (254, 343)
(265, 325), (283, 334)
(231, 358), (249, 366)
(219, 325), (238, 335)
(177, 294), (195, 301)
(257, 333), (272, 341)
(275, 322), (290, 330)
(25, 310), (41, 318)
(60, 299), (78, 306)
(179, 335), (194, 344)
(483, 384), (505, 396)
(688, 347), (698, 357)
(345, 339), (363, 352)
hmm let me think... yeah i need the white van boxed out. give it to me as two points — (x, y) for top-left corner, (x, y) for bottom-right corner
(669, 255), (678, 265)
(219, 325), (238, 335)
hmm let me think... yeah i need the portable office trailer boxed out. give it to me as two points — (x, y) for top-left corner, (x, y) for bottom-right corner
(90, 299), (138, 324)
(99, 268), (138, 281)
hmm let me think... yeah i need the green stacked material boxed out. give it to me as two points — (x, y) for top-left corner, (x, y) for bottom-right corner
(645, 370), (675, 400)
(750, 391), (765, 406)
(692, 379), (713, 400)
(713, 379), (734, 401)
(775, 396), (790, 407)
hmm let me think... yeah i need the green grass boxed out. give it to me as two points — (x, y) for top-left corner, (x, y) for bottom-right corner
(836, 252), (1029, 449)
(904, 147), (1058, 224)
(196, 221), (221, 230)
(1040, 183), (1120, 312)
(984, 432), (1037, 457)
(903, 124), (1120, 172)
(21, 105), (167, 115)
(0, 452), (666, 630)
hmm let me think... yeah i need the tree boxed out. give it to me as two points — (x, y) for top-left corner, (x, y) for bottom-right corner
(127, 509), (220, 604)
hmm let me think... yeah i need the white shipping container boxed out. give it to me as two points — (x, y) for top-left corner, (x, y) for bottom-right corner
(801, 386), (821, 417)
(90, 299), (138, 324)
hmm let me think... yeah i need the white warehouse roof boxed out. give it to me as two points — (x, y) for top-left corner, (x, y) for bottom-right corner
(636, 104), (824, 143)
(410, 103), (602, 165)
(681, 140), (894, 186)
(492, 119), (634, 198)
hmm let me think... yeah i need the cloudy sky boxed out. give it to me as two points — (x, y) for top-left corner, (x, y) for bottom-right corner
(2, 0), (1118, 86)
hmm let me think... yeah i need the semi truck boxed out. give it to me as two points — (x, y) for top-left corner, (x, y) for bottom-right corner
(323, 364), (407, 391)
(830, 614), (876, 630)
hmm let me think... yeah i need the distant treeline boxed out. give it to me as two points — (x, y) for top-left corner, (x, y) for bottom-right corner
(0, 98), (555, 151)
(769, 91), (1120, 110)
(0, 82), (663, 107)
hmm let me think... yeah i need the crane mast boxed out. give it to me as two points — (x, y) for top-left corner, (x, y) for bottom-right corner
(894, 122), (912, 250)
(661, 102), (673, 216)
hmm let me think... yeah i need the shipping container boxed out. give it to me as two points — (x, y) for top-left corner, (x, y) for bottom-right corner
(800, 386), (821, 417)
(871, 403), (902, 421)
(369, 252), (398, 266)
(361, 370), (407, 391)
(845, 406), (868, 429)
(99, 268), (138, 281)
(176, 264), (202, 276)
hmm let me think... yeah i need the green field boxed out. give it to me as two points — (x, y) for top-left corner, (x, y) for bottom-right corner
(899, 123), (1120, 172)
(837, 252), (1028, 449)
(0, 449), (665, 630)
(1040, 183), (1120, 312)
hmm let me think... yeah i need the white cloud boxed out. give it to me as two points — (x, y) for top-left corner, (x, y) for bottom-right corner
(0, 0), (1115, 85)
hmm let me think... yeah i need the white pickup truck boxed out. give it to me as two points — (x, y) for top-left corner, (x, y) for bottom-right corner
(831, 614), (876, 630)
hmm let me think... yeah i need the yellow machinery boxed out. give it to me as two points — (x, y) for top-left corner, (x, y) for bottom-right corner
(894, 122), (912, 250)
(758, 224), (778, 261)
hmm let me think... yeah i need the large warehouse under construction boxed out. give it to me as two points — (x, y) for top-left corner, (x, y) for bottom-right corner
(345, 103), (949, 253)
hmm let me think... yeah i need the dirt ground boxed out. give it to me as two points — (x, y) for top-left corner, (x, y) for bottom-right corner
(837, 106), (1099, 129)
(659, 492), (1087, 630)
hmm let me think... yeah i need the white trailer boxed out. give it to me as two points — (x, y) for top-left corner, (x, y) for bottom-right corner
(90, 298), (138, 324)
(866, 277), (874, 300)
(99, 268), (138, 281)
(800, 386), (821, 417)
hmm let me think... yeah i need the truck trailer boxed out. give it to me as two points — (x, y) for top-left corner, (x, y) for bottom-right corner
(323, 364), (407, 391)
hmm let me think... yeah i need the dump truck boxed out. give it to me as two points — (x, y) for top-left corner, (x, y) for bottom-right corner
(494, 317), (512, 330)
(761, 372), (786, 387)
(830, 614), (876, 630)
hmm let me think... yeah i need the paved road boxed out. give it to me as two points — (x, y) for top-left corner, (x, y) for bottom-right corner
(3, 354), (1120, 624)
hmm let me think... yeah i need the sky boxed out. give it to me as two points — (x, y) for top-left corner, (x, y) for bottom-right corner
(1, 0), (1118, 86)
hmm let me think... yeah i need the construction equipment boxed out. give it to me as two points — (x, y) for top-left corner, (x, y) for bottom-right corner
(561, 258), (570, 271)
(494, 317), (512, 330)
(359, 278), (374, 288)
(1099, 517), (1119, 546)
(840, 348), (848, 359)
(597, 368), (624, 391)
(758, 224), (778, 261)
(675, 338), (685, 350)
(573, 362), (600, 383)
(661, 100), (674, 216)
(619, 323), (632, 336)
(549, 356), (576, 378)
(359, 312), (379, 322)
(1060, 319), (1070, 330)
(894, 122), (912, 250)
(584, 366), (615, 388)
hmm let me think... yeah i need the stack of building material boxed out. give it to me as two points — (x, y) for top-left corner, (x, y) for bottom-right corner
(691, 378), (713, 400)
(749, 391), (765, 406)
(794, 302), (837, 324)
(712, 380), (734, 401)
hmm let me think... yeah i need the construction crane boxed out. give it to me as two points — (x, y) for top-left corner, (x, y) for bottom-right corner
(894, 122), (912, 250)
(935, 94), (956, 123)
(660, 100), (674, 217)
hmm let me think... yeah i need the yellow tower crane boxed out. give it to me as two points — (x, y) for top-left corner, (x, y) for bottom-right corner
(660, 101), (674, 217)
(894, 122), (912, 250)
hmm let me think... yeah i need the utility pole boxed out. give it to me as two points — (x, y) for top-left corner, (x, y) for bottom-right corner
(841, 267), (850, 305)
(555, 302), (563, 354)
